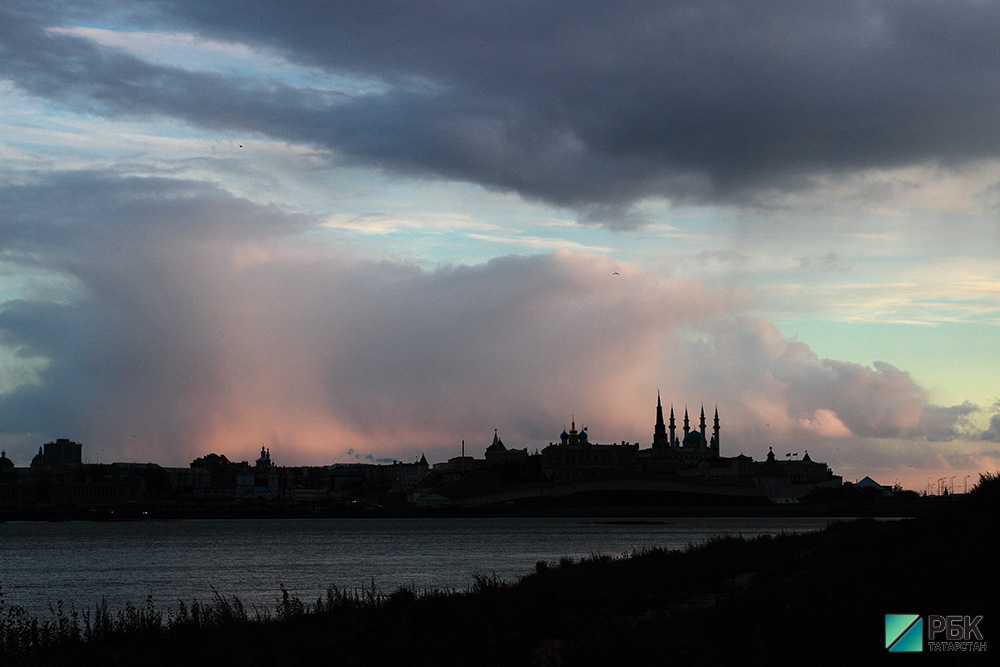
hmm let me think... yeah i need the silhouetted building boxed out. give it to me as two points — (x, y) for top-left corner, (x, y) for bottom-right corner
(0, 449), (31, 506)
(854, 475), (892, 496)
(236, 446), (280, 497)
(30, 438), (83, 476)
(331, 456), (430, 499)
(164, 466), (211, 494)
(643, 395), (721, 474)
(281, 466), (333, 501)
(642, 396), (841, 499)
(749, 448), (841, 501)
(0, 450), (14, 479)
(484, 429), (529, 469)
(190, 453), (249, 497)
(10, 440), (146, 507)
(541, 420), (639, 480)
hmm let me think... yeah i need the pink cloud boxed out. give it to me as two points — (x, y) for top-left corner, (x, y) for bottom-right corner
(0, 173), (990, 481)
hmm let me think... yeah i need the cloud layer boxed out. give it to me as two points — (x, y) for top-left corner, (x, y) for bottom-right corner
(2, 1), (999, 224)
(1, 3), (997, 492)
(0, 171), (989, 480)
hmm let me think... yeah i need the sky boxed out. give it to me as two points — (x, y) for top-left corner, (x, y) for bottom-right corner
(1, 1), (998, 492)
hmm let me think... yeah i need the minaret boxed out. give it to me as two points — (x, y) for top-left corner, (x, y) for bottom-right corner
(654, 392), (668, 448)
(669, 405), (677, 447)
(699, 405), (707, 448)
(713, 406), (721, 452)
(683, 407), (690, 444)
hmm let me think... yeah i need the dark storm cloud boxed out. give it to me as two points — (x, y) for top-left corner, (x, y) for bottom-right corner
(3, 1), (999, 226)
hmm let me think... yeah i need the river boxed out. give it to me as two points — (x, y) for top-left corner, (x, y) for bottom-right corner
(0, 515), (836, 618)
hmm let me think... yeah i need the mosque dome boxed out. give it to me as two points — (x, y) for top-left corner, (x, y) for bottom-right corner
(682, 431), (703, 447)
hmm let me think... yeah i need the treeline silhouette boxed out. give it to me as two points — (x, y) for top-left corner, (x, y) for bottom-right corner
(3, 473), (998, 665)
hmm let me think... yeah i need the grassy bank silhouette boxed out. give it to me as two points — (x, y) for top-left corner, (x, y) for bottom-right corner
(3, 473), (998, 665)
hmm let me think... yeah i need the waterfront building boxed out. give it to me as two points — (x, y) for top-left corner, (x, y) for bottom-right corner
(163, 466), (211, 494)
(0, 449), (29, 506)
(30, 438), (83, 475)
(8, 440), (146, 507)
(235, 446), (280, 497)
(540, 420), (639, 480)
(484, 429), (530, 469)
(0, 450), (14, 478)
(642, 395), (721, 473)
(331, 455), (430, 498)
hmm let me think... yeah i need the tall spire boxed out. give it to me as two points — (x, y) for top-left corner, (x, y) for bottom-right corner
(699, 404), (707, 447)
(669, 404), (676, 447)
(713, 406), (721, 451)
(654, 391), (667, 448)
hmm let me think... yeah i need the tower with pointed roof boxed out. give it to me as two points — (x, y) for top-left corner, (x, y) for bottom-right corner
(669, 404), (677, 446)
(712, 406), (721, 451)
(487, 428), (507, 454)
(653, 392), (669, 449)
(649, 395), (721, 458)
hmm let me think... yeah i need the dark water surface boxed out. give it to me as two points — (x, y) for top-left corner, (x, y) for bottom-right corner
(0, 516), (834, 618)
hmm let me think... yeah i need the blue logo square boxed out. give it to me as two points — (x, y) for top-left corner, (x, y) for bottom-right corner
(886, 614), (923, 652)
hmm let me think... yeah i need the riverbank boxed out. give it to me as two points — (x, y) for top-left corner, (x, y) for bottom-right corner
(0, 491), (955, 522)
(2, 476), (996, 665)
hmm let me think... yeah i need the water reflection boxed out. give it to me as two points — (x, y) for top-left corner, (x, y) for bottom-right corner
(0, 516), (835, 617)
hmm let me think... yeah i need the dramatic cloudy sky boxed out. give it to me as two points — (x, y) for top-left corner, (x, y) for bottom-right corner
(1, 1), (998, 491)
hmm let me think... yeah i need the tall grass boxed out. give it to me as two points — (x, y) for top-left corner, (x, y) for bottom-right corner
(0, 545), (664, 662)
(0, 580), (405, 661)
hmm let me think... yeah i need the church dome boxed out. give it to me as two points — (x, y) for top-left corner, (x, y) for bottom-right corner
(0, 450), (13, 469)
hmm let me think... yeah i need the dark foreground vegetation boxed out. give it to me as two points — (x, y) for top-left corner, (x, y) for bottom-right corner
(4, 475), (999, 666)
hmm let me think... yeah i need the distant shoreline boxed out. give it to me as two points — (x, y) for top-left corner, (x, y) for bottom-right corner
(0, 494), (956, 522)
